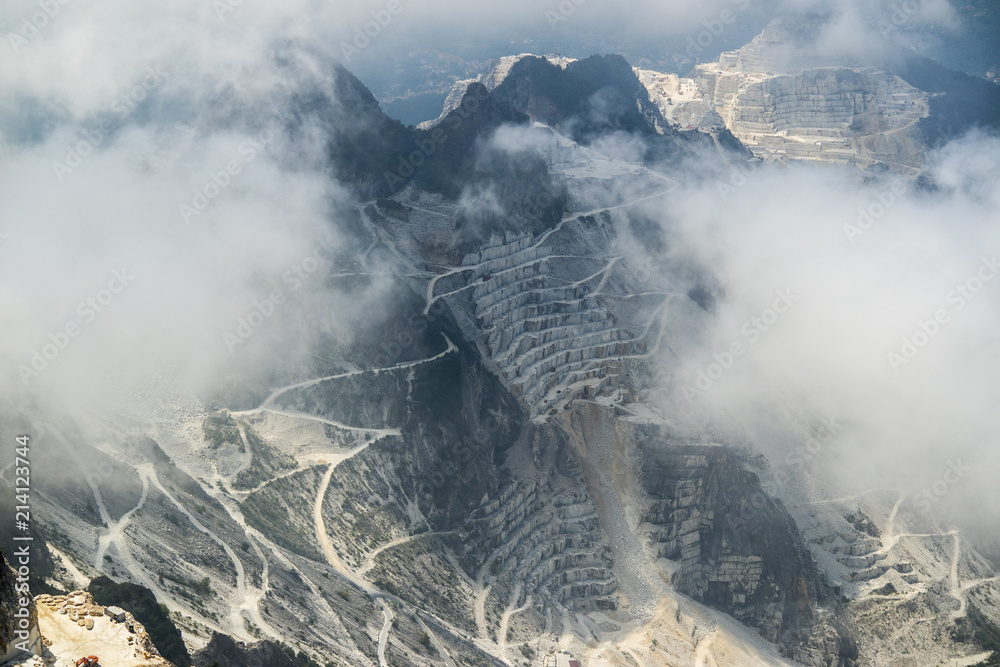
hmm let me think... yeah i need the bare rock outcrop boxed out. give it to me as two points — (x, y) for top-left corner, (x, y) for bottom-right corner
(33, 591), (173, 666)
(0, 549), (41, 664)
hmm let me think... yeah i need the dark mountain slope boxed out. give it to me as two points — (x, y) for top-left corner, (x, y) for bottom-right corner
(888, 53), (1000, 146)
(491, 54), (747, 166)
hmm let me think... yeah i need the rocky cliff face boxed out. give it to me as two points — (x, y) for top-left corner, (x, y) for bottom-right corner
(491, 54), (741, 169)
(633, 436), (860, 666)
(0, 550), (41, 663)
(636, 18), (932, 173)
(695, 64), (928, 168)
(461, 232), (644, 419)
(395, 147), (856, 661)
(32, 591), (173, 666)
(550, 403), (856, 665)
(636, 439), (821, 635)
(10, 46), (998, 667)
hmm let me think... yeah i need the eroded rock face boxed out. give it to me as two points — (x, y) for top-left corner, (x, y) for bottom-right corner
(0, 549), (41, 663)
(460, 426), (619, 616)
(547, 402), (855, 664)
(637, 439), (822, 638)
(466, 232), (643, 418)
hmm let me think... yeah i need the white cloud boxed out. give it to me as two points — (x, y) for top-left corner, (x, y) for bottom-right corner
(648, 130), (1000, 530)
(0, 0), (387, 413)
